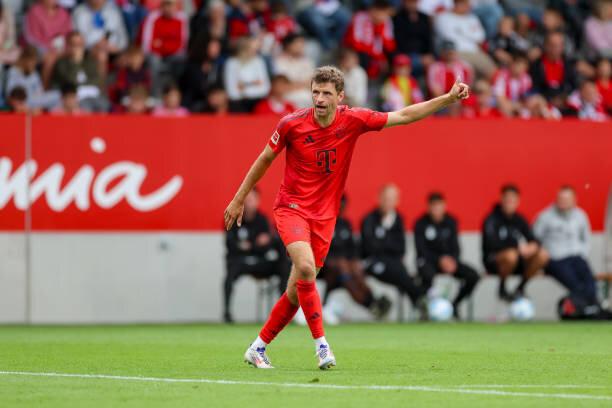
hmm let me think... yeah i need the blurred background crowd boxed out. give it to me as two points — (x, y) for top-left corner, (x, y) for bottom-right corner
(0, 0), (610, 120)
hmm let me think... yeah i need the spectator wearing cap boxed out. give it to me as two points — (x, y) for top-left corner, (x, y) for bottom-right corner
(434, 0), (496, 79)
(530, 31), (576, 100)
(140, 0), (188, 96)
(491, 53), (533, 117)
(223, 36), (270, 113)
(296, 0), (351, 51)
(338, 48), (368, 107)
(5, 45), (61, 111)
(393, 0), (435, 78)
(595, 58), (612, 114)
(344, 0), (396, 79)
(273, 33), (315, 108)
(253, 74), (296, 115)
(567, 81), (608, 122)
(381, 54), (424, 112)
(427, 40), (473, 98)
(584, 0), (612, 59)
(24, 0), (71, 86)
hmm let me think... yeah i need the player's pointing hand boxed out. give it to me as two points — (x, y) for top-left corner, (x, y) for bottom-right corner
(224, 199), (244, 230)
(449, 77), (470, 102)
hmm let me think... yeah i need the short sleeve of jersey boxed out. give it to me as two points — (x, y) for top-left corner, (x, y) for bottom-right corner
(268, 117), (290, 154)
(351, 108), (388, 133)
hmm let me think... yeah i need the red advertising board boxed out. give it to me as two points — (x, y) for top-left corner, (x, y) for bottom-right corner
(0, 115), (610, 231)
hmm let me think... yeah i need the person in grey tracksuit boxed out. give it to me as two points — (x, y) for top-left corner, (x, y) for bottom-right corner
(533, 186), (598, 305)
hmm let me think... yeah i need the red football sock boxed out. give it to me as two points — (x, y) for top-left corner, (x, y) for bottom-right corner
(296, 280), (325, 339)
(259, 292), (299, 344)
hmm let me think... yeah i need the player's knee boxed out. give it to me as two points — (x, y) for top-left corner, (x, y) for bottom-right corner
(295, 260), (316, 281)
(537, 248), (550, 266)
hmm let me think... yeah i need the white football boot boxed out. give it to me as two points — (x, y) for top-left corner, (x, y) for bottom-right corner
(244, 346), (274, 369)
(316, 344), (336, 370)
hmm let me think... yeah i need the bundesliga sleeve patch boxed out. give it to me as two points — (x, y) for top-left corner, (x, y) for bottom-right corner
(271, 131), (280, 145)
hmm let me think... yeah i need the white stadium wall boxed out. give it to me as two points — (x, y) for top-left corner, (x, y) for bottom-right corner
(0, 232), (606, 324)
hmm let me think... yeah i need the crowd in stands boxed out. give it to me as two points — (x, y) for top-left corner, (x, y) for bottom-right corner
(225, 183), (609, 322)
(0, 0), (610, 120)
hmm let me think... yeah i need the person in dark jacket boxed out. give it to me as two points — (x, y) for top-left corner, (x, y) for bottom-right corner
(224, 188), (289, 323)
(530, 31), (576, 100)
(361, 184), (424, 313)
(414, 192), (479, 320)
(393, 0), (435, 78)
(482, 184), (549, 301)
(319, 195), (392, 320)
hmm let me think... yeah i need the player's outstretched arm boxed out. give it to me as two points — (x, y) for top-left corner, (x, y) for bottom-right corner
(385, 78), (469, 128)
(224, 145), (277, 230)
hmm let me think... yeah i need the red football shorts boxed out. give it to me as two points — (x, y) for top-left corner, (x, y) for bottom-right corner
(273, 207), (336, 268)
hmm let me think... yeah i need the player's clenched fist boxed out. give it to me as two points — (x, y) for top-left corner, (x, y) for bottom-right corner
(449, 77), (470, 102)
(224, 199), (244, 230)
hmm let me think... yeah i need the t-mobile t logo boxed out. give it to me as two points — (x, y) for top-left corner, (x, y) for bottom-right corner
(316, 149), (337, 174)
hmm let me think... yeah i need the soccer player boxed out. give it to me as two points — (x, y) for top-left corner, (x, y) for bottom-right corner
(224, 66), (469, 369)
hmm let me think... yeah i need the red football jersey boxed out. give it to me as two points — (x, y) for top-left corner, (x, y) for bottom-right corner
(268, 105), (388, 219)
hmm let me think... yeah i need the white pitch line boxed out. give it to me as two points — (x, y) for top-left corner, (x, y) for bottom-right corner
(0, 371), (610, 401)
(452, 384), (607, 389)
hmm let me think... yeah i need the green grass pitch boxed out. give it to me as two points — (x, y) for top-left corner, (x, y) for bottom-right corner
(1, 323), (611, 407)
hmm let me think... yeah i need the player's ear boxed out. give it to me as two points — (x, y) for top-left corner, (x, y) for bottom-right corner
(338, 90), (345, 103)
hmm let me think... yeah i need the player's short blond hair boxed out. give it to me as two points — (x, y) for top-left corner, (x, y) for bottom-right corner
(312, 66), (345, 94)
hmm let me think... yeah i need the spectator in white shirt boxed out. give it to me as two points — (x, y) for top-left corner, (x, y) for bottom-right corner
(273, 33), (315, 108)
(339, 48), (368, 107)
(223, 36), (271, 112)
(434, 0), (496, 79)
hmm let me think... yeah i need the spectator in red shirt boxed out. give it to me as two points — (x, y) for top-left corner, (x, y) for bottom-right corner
(109, 45), (151, 109)
(253, 74), (296, 115)
(344, 0), (396, 79)
(461, 80), (502, 118)
(427, 40), (473, 98)
(567, 80), (609, 122)
(530, 31), (576, 100)
(492, 53), (533, 117)
(595, 58), (612, 114)
(140, 0), (188, 96)
(266, 2), (296, 43)
(381, 54), (424, 112)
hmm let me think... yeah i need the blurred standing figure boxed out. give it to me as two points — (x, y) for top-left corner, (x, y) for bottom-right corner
(224, 188), (289, 323)
(361, 184), (424, 315)
(414, 192), (479, 320)
(393, 0), (435, 78)
(534, 186), (598, 307)
(482, 184), (549, 301)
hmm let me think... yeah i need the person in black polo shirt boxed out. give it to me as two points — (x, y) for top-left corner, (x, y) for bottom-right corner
(319, 195), (392, 320)
(482, 184), (549, 301)
(361, 184), (424, 315)
(224, 188), (290, 323)
(414, 192), (479, 320)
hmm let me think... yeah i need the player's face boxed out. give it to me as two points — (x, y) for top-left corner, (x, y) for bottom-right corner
(501, 191), (520, 215)
(311, 82), (344, 118)
(556, 189), (575, 212)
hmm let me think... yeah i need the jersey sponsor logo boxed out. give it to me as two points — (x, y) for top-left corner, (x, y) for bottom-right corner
(316, 148), (337, 174)
(303, 135), (315, 144)
(271, 131), (280, 145)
